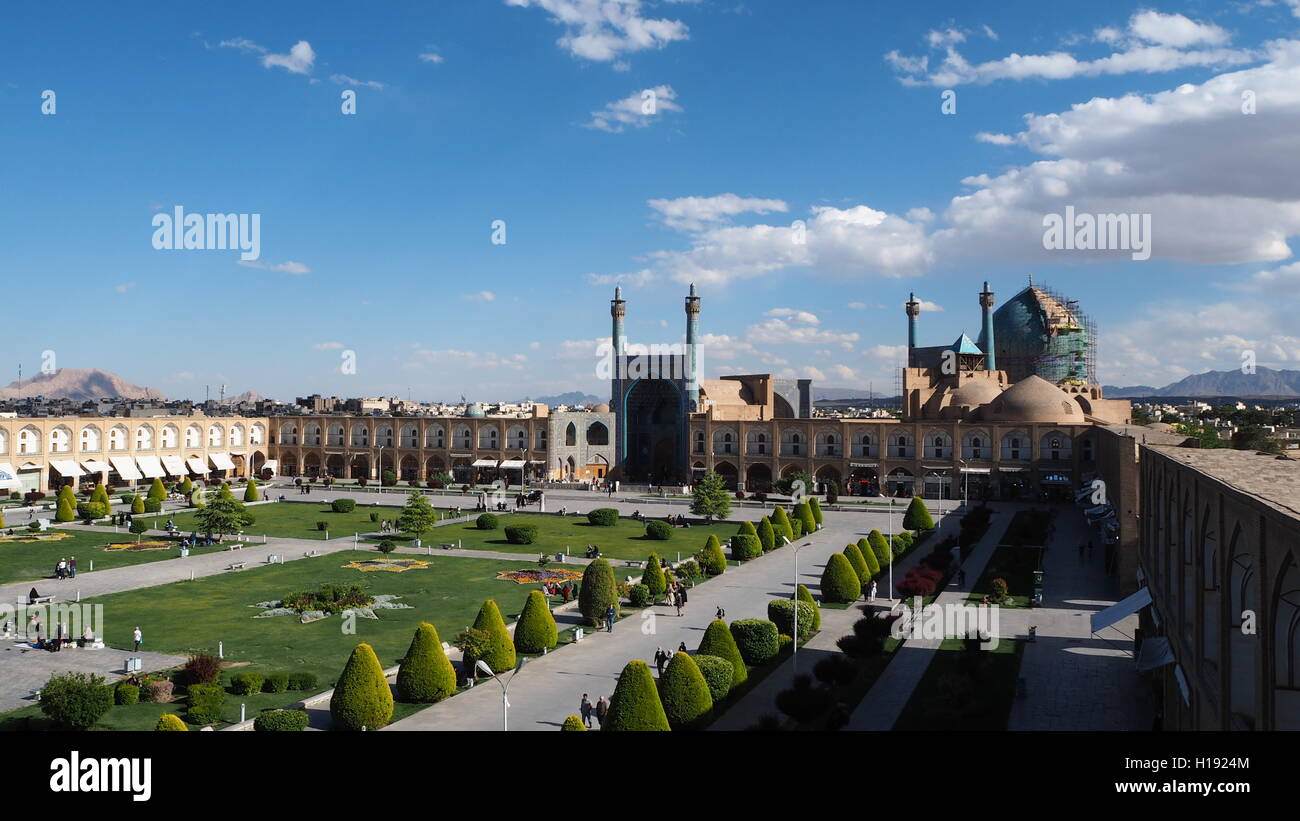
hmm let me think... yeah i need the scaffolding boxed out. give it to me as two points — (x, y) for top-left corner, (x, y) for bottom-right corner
(994, 281), (1097, 387)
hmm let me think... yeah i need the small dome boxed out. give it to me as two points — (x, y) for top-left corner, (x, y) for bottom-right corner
(464, 402), (486, 418)
(591, 403), (611, 413)
(946, 378), (1003, 409)
(979, 375), (1082, 423)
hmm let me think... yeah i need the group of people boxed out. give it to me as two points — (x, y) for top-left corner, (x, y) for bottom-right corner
(653, 645), (688, 676)
(53, 557), (77, 580)
(583, 544), (602, 558)
(578, 693), (609, 728)
(668, 581), (688, 617)
(109, 512), (134, 527)
(664, 513), (690, 528)
(541, 579), (579, 602)
(378, 519), (397, 533)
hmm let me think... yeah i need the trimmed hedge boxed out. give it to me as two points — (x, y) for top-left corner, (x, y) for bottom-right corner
(767, 598), (816, 643)
(791, 518), (804, 539)
(730, 534), (761, 561)
(230, 672), (265, 696)
(644, 520), (671, 540)
(820, 553), (861, 604)
(604, 660), (670, 731)
(641, 554), (666, 597)
(155, 713), (188, 731)
(771, 506), (794, 543)
(254, 709), (309, 732)
(513, 591), (559, 654)
(757, 517), (776, 553)
(476, 513), (499, 530)
(697, 619), (748, 691)
(628, 583), (652, 607)
(561, 714), (587, 731)
(287, 672), (318, 691)
(858, 537), (881, 577)
(903, 497), (935, 531)
(331, 498), (357, 513)
(730, 619), (781, 666)
(793, 501), (816, 535)
(114, 682), (140, 706)
(809, 497), (824, 525)
(699, 534), (726, 576)
(504, 525), (538, 545)
(463, 600), (516, 675)
(657, 651), (713, 730)
(692, 654), (734, 704)
(186, 683), (226, 725)
(329, 642), (395, 731)
(737, 520), (758, 537)
(868, 529), (891, 569)
(797, 583), (822, 631)
(579, 558), (619, 627)
(397, 622), (457, 703)
(587, 508), (619, 527)
(263, 673), (289, 693)
(843, 543), (870, 588)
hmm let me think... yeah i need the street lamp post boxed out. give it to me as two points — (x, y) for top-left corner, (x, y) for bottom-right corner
(792, 540), (812, 675)
(476, 658), (525, 731)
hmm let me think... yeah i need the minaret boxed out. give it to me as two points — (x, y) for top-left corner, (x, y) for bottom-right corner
(611, 286), (626, 359)
(905, 293), (921, 364)
(978, 281), (997, 371)
(685, 283), (701, 411)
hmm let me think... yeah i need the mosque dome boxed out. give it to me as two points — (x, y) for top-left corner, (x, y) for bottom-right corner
(979, 375), (1083, 423)
(591, 403), (611, 413)
(464, 402), (486, 418)
(946, 378), (1004, 409)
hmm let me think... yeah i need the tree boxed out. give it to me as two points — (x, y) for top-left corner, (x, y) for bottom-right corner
(820, 553), (861, 604)
(129, 518), (149, 536)
(130, 495), (145, 515)
(730, 534), (761, 561)
(578, 558), (619, 627)
(55, 495), (75, 522)
(697, 619), (748, 691)
(641, 553), (666, 599)
(39, 671), (114, 730)
(243, 478), (260, 502)
(90, 484), (110, 508)
(737, 520), (758, 537)
(757, 517), (776, 553)
(657, 651), (713, 730)
(396, 622), (456, 703)
(218, 482), (235, 501)
(774, 470), (812, 497)
(843, 543), (870, 588)
(330, 642), (394, 731)
(868, 529), (891, 569)
(396, 492), (438, 543)
(793, 501), (816, 536)
(858, 537), (881, 577)
(604, 660), (670, 731)
(147, 477), (167, 502)
(699, 534), (727, 576)
(179, 476), (193, 495)
(513, 590), (558, 654)
(903, 497), (934, 531)
(809, 497), (824, 526)
(771, 506), (794, 544)
(193, 497), (255, 537)
(1232, 425), (1281, 453)
(692, 654), (734, 704)
(690, 470), (732, 522)
(797, 583), (821, 631)
(462, 599), (516, 675)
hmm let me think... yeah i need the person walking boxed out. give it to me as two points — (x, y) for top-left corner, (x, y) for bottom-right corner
(132, 626), (142, 652)
(674, 589), (684, 617)
(56, 558), (67, 580)
(69, 557), (77, 578)
(605, 604), (616, 633)
(654, 647), (665, 676)
(595, 695), (609, 728)
(869, 580), (877, 603)
(678, 641), (687, 653)
(715, 605), (725, 621)
(580, 693), (594, 728)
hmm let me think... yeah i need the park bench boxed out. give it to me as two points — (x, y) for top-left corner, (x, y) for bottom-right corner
(227, 545), (241, 551)
(623, 560), (644, 568)
(27, 595), (55, 605)
(439, 542), (456, 550)
(227, 561), (246, 571)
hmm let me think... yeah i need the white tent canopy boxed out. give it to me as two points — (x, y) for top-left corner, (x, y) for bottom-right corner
(161, 455), (187, 477)
(50, 459), (84, 478)
(0, 462), (20, 490)
(472, 458), (498, 468)
(210, 453), (236, 471)
(81, 460), (112, 475)
(1090, 587), (1152, 634)
(109, 456), (143, 481)
(136, 455), (166, 479)
(499, 459), (526, 469)
(186, 457), (209, 475)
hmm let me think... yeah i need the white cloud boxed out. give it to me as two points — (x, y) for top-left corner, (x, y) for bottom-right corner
(586, 85), (682, 132)
(1129, 10), (1229, 48)
(418, 52), (445, 64)
(262, 40), (316, 75)
(219, 38), (266, 54)
(649, 193), (788, 231)
(975, 131), (1017, 146)
(746, 317), (859, 350)
(238, 260), (311, 274)
(587, 268), (656, 287)
(331, 74), (385, 89)
(914, 300), (944, 312)
(464, 291), (496, 301)
(846, 301), (867, 310)
(407, 347), (527, 371)
(506, 0), (690, 63)
(313, 341), (344, 350)
(765, 308), (819, 325)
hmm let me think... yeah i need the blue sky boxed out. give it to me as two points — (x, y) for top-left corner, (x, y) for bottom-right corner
(3, 0), (1299, 401)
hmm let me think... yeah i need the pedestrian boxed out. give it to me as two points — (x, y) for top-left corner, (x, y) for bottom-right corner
(132, 626), (142, 652)
(595, 695), (609, 728)
(654, 647), (666, 676)
(605, 604), (616, 632)
(57, 558), (67, 580)
(580, 693), (594, 728)
(678, 641), (687, 653)
(69, 557), (77, 578)
(680, 586), (688, 605)
(715, 605), (725, 620)
(869, 580), (877, 602)
(674, 590), (683, 617)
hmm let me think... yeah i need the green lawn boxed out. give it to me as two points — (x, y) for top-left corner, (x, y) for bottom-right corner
(363, 512), (741, 562)
(79, 551), (573, 687)
(0, 686), (311, 732)
(140, 500), (427, 542)
(892, 638), (1025, 730)
(0, 528), (232, 586)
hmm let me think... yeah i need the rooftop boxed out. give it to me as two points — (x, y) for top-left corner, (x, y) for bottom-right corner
(1146, 445), (1300, 520)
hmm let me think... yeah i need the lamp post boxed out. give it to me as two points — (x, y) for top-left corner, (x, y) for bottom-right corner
(476, 658), (525, 731)
(887, 498), (895, 603)
(792, 540), (812, 675)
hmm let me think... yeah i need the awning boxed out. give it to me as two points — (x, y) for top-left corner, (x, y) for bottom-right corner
(998, 466), (1027, 473)
(921, 465), (951, 471)
(50, 459), (84, 478)
(186, 457), (209, 475)
(499, 459), (526, 469)
(472, 458), (498, 468)
(262, 459), (278, 473)
(210, 452), (236, 471)
(81, 460), (112, 475)
(161, 455), (187, 476)
(849, 462), (879, 468)
(1136, 637), (1175, 672)
(109, 456), (143, 481)
(136, 455), (166, 478)
(959, 467), (992, 474)
(450, 453), (473, 458)
(0, 462), (20, 489)
(528, 460), (545, 464)
(1090, 587), (1152, 634)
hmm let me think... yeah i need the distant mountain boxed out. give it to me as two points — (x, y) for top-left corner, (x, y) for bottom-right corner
(1106, 367), (1300, 398)
(222, 390), (262, 405)
(0, 368), (164, 401)
(532, 391), (604, 407)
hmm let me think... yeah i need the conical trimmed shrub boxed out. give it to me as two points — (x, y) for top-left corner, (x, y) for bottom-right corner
(697, 619), (747, 691)
(692, 654), (734, 704)
(820, 553), (861, 604)
(809, 497), (824, 526)
(771, 506), (794, 543)
(797, 583), (821, 631)
(757, 517), (775, 553)
(737, 520), (758, 537)
(463, 600), (516, 675)
(330, 642), (394, 731)
(147, 477), (167, 502)
(244, 479), (260, 502)
(858, 537), (880, 577)
(700, 534), (726, 576)
(604, 660), (670, 731)
(218, 483), (234, 501)
(843, 543), (869, 588)
(56, 495), (75, 522)
(578, 558), (619, 627)
(180, 476), (193, 495)
(903, 497), (935, 531)
(131, 495), (145, 515)
(91, 484), (110, 508)
(561, 714), (587, 731)
(868, 529), (891, 569)
(794, 501), (816, 536)
(641, 553), (666, 598)
(155, 713), (187, 731)
(513, 590), (558, 653)
(396, 622), (456, 703)
(657, 651), (713, 729)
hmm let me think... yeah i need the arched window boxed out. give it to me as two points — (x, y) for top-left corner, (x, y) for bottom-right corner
(80, 426), (102, 453)
(694, 430), (705, 454)
(49, 426), (72, 453)
(108, 426), (128, 452)
(18, 426), (41, 454)
(249, 423), (265, 445)
(229, 424), (245, 447)
(161, 425), (178, 449)
(134, 426), (154, 451)
(351, 425), (369, 447)
(586, 422), (609, 447)
(566, 423), (577, 447)
(208, 425), (224, 448)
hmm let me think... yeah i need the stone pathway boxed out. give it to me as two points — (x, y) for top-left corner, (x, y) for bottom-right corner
(0, 641), (184, 714)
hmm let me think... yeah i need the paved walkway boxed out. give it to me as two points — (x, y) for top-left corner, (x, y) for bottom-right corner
(0, 641), (184, 714)
(385, 505), (949, 731)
